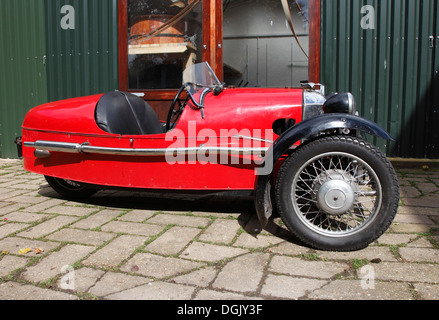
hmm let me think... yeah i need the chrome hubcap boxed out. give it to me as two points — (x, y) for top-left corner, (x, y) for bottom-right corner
(317, 179), (355, 215)
(314, 170), (357, 216)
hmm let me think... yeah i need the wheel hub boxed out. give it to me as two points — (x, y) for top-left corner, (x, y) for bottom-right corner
(314, 170), (356, 216)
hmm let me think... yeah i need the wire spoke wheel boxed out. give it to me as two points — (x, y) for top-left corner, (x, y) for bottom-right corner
(275, 136), (399, 251)
(292, 152), (381, 237)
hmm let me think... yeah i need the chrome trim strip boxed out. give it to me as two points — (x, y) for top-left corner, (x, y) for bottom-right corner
(24, 141), (268, 156)
(232, 135), (274, 143)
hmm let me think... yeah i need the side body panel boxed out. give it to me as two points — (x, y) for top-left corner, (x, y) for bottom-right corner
(22, 88), (303, 190)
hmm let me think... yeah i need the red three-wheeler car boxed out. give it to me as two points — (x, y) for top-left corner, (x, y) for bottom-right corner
(21, 62), (399, 251)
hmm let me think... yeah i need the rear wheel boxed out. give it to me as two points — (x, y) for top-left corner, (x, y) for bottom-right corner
(45, 176), (98, 199)
(275, 136), (399, 251)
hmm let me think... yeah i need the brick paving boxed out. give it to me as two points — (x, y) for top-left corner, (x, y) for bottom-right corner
(0, 159), (438, 301)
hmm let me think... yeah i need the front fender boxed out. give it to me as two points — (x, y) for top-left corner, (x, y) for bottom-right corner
(254, 113), (393, 227)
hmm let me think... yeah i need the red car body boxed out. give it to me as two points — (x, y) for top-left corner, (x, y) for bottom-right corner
(22, 88), (302, 190)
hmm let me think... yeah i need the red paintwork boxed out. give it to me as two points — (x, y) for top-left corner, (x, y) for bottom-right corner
(22, 88), (303, 190)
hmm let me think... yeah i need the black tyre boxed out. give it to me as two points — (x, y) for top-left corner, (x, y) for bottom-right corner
(275, 136), (399, 251)
(45, 176), (98, 199)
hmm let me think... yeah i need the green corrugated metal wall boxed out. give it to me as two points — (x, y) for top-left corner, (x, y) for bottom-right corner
(0, 0), (48, 158)
(2, 0), (439, 159)
(0, 0), (118, 158)
(321, 0), (439, 159)
(45, 0), (119, 101)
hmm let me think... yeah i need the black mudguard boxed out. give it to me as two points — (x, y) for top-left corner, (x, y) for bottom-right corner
(254, 113), (393, 227)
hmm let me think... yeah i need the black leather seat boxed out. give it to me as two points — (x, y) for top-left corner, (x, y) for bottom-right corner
(95, 91), (164, 135)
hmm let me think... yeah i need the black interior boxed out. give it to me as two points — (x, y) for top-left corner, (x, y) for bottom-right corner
(95, 91), (165, 135)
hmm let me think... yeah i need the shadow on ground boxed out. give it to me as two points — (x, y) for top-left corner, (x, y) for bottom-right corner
(38, 183), (301, 246)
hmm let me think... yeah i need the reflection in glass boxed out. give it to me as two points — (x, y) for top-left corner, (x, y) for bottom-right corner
(128, 0), (203, 89)
(223, 0), (309, 88)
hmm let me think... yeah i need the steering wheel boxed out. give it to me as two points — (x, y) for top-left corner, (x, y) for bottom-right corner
(166, 85), (188, 131)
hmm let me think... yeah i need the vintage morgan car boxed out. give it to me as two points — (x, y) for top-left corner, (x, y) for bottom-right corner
(20, 62), (399, 251)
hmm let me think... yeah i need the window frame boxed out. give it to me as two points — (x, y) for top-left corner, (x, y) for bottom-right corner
(118, 0), (320, 97)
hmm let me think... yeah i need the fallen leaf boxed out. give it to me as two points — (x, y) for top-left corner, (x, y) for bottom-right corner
(34, 247), (44, 254)
(18, 248), (32, 255)
(1, 251), (9, 255)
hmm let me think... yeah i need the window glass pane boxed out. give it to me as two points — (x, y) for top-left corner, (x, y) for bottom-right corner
(128, 0), (203, 89)
(223, 0), (309, 88)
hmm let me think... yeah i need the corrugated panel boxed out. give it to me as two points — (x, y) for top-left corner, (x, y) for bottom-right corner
(0, 0), (48, 158)
(321, 0), (439, 158)
(45, 0), (119, 101)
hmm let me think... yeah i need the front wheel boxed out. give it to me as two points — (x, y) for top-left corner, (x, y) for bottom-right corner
(45, 176), (98, 199)
(275, 136), (399, 251)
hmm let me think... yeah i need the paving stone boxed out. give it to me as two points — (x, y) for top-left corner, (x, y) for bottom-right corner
(1, 212), (50, 223)
(171, 266), (217, 288)
(0, 255), (28, 277)
(70, 209), (124, 229)
(268, 241), (312, 256)
(102, 221), (164, 237)
(0, 237), (60, 256)
(2, 160), (439, 300)
(413, 283), (439, 300)
(400, 186), (421, 198)
(0, 190), (29, 201)
(269, 256), (349, 279)
(147, 213), (211, 228)
(194, 289), (256, 300)
(198, 219), (241, 244)
(308, 279), (414, 300)
(417, 182), (439, 193)
(404, 197), (439, 208)
(88, 271), (151, 297)
(0, 281), (76, 300)
(377, 233), (417, 246)
(233, 232), (284, 249)
(374, 262), (439, 283)
(394, 214), (435, 225)
(192, 211), (241, 219)
(46, 228), (116, 246)
(82, 235), (146, 268)
(316, 246), (397, 262)
(261, 274), (328, 299)
(180, 242), (248, 262)
(119, 209), (156, 222)
(407, 237), (435, 248)
(22, 199), (66, 213)
(391, 223), (435, 233)
(17, 216), (78, 239)
(121, 252), (204, 278)
(145, 226), (200, 255)
(105, 281), (195, 300)
(399, 247), (439, 263)
(0, 223), (30, 239)
(9, 183), (41, 190)
(55, 267), (105, 292)
(398, 206), (439, 216)
(213, 253), (269, 293)
(6, 195), (47, 204)
(43, 205), (97, 216)
(21, 244), (95, 283)
(0, 203), (31, 215)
